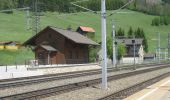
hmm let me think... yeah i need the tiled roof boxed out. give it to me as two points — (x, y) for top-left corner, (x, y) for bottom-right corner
(79, 26), (95, 33)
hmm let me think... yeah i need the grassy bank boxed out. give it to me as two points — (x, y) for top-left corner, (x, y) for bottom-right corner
(0, 9), (169, 64)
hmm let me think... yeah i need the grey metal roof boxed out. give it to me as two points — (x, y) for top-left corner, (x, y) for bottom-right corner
(50, 27), (98, 45)
(117, 38), (143, 45)
(40, 45), (57, 51)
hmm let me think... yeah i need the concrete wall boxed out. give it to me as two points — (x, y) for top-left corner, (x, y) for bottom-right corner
(121, 57), (143, 64)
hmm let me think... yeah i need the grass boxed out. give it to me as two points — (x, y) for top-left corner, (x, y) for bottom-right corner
(0, 48), (34, 65)
(0, 9), (170, 64)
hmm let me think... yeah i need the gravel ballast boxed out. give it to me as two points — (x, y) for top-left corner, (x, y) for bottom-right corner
(0, 69), (133, 97)
(42, 67), (170, 100)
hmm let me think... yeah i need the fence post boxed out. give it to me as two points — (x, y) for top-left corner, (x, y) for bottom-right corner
(6, 65), (7, 72)
(15, 62), (17, 69)
(51, 59), (52, 66)
(37, 59), (39, 67)
(25, 60), (26, 67)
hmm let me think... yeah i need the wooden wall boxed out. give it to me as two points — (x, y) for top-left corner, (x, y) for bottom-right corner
(34, 28), (89, 64)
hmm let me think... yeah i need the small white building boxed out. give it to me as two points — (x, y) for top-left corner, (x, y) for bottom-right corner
(117, 38), (144, 64)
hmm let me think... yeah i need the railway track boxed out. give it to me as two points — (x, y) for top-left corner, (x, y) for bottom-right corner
(0, 63), (168, 90)
(0, 63), (169, 100)
(98, 72), (170, 100)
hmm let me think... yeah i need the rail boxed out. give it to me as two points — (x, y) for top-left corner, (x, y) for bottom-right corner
(0, 64), (170, 100)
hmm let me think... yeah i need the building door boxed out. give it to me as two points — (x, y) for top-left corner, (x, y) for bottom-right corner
(38, 52), (47, 65)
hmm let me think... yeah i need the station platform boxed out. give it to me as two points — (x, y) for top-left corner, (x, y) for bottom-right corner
(0, 63), (100, 79)
(124, 76), (170, 100)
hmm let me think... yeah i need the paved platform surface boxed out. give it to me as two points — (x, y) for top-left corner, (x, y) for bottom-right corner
(124, 76), (170, 100)
(0, 64), (100, 79)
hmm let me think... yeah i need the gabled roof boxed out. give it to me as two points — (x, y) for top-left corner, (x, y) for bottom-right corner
(23, 26), (99, 46)
(40, 45), (57, 51)
(78, 26), (95, 33)
(117, 38), (143, 45)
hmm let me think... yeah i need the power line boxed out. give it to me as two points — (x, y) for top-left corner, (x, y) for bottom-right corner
(70, 0), (98, 14)
(0, 7), (30, 13)
(108, 0), (134, 17)
(71, 0), (89, 3)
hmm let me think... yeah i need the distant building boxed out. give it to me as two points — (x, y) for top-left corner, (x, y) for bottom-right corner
(144, 53), (156, 61)
(117, 38), (144, 64)
(0, 41), (21, 50)
(0, 42), (5, 50)
(76, 26), (95, 39)
(5, 41), (21, 50)
(23, 26), (98, 65)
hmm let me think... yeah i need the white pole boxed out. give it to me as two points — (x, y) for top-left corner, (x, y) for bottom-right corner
(101, 0), (107, 89)
(112, 21), (116, 67)
(165, 49), (166, 60)
(158, 33), (160, 63)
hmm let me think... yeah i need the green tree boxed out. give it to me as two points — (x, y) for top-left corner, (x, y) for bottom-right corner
(162, 0), (170, 4)
(143, 37), (148, 53)
(107, 37), (126, 62)
(134, 27), (148, 53)
(163, 16), (169, 25)
(151, 17), (160, 26)
(107, 37), (113, 60)
(116, 28), (125, 37)
(127, 26), (133, 38)
(117, 43), (126, 61)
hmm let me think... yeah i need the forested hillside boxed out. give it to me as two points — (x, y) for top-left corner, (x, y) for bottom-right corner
(0, 0), (170, 15)
(0, 0), (124, 12)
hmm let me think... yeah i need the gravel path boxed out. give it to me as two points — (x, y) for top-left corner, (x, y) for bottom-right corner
(42, 67), (170, 100)
(0, 69), (133, 97)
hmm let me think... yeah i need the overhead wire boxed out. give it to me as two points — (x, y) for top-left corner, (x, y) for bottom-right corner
(107, 0), (134, 17)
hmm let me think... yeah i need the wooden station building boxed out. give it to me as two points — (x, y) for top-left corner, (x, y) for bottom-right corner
(23, 26), (98, 65)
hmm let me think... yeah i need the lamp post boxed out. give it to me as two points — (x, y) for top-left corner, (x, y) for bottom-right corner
(157, 33), (160, 63)
(112, 21), (116, 67)
(115, 41), (118, 68)
(132, 38), (136, 70)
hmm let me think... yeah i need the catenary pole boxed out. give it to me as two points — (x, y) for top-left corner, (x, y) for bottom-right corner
(71, 0), (134, 90)
(101, 0), (107, 89)
(112, 21), (116, 67)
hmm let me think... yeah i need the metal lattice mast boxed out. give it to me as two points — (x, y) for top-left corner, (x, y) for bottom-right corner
(26, 7), (30, 30)
(32, 0), (40, 35)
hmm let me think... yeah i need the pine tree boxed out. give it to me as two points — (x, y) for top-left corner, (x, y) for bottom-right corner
(127, 26), (133, 38)
(116, 28), (125, 37)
